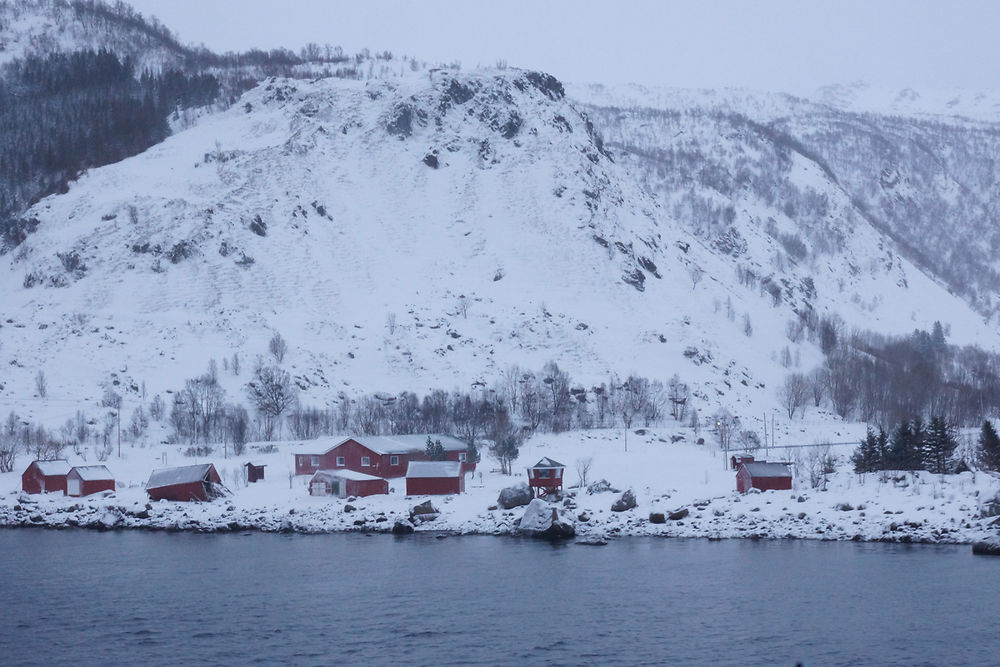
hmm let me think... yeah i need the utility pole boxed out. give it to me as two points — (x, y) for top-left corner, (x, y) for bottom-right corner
(117, 406), (121, 458)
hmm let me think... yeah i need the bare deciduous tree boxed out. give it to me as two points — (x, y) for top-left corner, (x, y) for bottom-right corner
(35, 370), (47, 398)
(269, 331), (288, 363)
(245, 365), (298, 440)
(780, 372), (811, 419)
(575, 456), (593, 488)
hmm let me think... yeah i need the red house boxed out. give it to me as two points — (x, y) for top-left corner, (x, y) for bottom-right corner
(736, 461), (793, 493)
(309, 469), (389, 498)
(66, 465), (115, 497)
(21, 460), (71, 494)
(146, 463), (225, 502)
(293, 434), (473, 479)
(405, 461), (464, 495)
(527, 457), (565, 497)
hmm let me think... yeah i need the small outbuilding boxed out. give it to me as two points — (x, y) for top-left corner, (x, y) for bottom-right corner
(405, 460), (464, 496)
(21, 460), (71, 495)
(66, 465), (115, 497)
(736, 461), (793, 493)
(245, 462), (266, 483)
(309, 469), (389, 498)
(730, 453), (756, 470)
(527, 457), (565, 497)
(146, 463), (225, 502)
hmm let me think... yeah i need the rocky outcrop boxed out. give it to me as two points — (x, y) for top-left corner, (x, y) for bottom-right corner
(410, 500), (439, 522)
(611, 489), (637, 512)
(517, 498), (575, 540)
(497, 483), (533, 510)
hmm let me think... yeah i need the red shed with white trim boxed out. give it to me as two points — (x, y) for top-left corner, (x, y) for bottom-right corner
(527, 457), (565, 497)
(294, 434), (473, 478)
(66, 465), (115, 497)
(736, 462), (792, 493)
(309, 469), (389, 498)
(146, 463), (225, 502)
(21, 460), (71, 495)
(405, 460), (464, 495)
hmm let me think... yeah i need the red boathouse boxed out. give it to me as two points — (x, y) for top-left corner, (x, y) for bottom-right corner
(294, 434), (473, 479)
(309, 469), (389, 498)
(736, 461), (793, 493)
(21, 460), (71, 495)
(405, 461), (464, 495)
(527, 457), (565, 497)
(66, 465), (115, 497)
(146, 463), (225, 502)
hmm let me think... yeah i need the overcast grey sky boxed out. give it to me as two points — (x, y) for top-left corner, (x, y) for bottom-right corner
(127, 0), (1000, 93)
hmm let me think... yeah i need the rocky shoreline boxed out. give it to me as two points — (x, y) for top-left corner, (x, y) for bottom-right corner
(2, 486), (996, 546)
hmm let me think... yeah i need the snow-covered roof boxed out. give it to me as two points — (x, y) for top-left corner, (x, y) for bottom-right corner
(741, 462), (792, 478)
(146, 464), (216, 489)
(69, 465), (114, 481)
(311, 469), (384, 482)
(406, 461), (463, 478)
(318, 434), (468, 455)
(531, 457), (565, 469)
(31, 460), (70, 476)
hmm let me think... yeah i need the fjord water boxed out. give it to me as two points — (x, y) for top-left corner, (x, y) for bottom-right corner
(1, 531), (997, 666)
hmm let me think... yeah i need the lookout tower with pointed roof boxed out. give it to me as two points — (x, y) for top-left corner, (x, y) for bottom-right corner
(527, 457), (565, 497)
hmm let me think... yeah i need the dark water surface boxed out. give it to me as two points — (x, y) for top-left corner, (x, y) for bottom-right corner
(1, 531), (997, 666)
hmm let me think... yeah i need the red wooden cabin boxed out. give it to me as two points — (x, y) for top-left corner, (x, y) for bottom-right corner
(405, 461), (465, 495)
(527, 457), (565, 497)
(146, 463), (225, 502)
(309, 469), (389, 498)
(21, 460), (71, 494)
(66, 465), (115, 497)
(730, 453), (755, 470)
(736, 462), (793, 493)
(245, 462), (266, 483)
(294, 434), (473, 479)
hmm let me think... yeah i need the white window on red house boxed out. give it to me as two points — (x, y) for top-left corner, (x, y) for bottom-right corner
(310, 456), (319, 467)
(361, 456), (371, 467)
(390, 455), (399, 466)
(458, 452), (467, 462)
(336, 456), (345, 466)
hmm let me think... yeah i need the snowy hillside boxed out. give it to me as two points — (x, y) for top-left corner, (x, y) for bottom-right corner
(2, 67), (996, 432)
(0, 0), (192, 71)
(569, 81), (1000, 329)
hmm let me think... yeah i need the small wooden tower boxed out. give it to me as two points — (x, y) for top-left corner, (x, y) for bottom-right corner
(527, 457), (565, 498)
(245, 462), (266, 483)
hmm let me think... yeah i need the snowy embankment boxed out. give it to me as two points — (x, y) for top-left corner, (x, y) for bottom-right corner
(2, 428), (998, 544)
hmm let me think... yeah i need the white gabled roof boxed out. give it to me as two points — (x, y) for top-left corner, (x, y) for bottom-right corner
(742, 462), (792, 478)
(316, 434), (468, 455)
(406, 460), (463, 478)
(311, 469), (384, 482)
(31, 460), (71, 476)
(531, 457), (565, 469)
(146, 464), (216, 489)
(69, 465), (114, 481)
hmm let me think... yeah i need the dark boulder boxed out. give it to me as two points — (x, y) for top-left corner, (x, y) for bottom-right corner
(497, 483), (533, 510)
(410, 500), (439, 522)
(668, 507), (689, 521)
(391, 521), (414, 535)
(611, 489), (637, 512)
(649, 512), (666, 524)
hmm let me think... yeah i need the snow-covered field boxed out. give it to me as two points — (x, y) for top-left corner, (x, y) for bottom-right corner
(3, 427), (998, 545)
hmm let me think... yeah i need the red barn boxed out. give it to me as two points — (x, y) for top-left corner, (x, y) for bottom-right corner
(146, 463), (225, 502)
(308, 469), (388, 498)
(527, 457), (565, 497)
(21, 460), (71, 495)
(293, 434), (473, 479)
(736, 462), (793, 493)
(405, 461), (464, 495)
(66, 465), (115, 497)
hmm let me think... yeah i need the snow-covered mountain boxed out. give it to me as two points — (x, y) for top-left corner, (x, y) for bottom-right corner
(3, 65), (995, 429)
(0, 0), (193, 71)
(569, 82), (1000, 327)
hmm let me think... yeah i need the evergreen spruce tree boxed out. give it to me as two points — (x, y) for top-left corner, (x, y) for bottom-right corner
(888, 420), (922, 470)
(424, 437), (446, 461)
(852, 428), (879, 473)
(923, 416), (956, 474)
(978, 420), (1000, 471)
